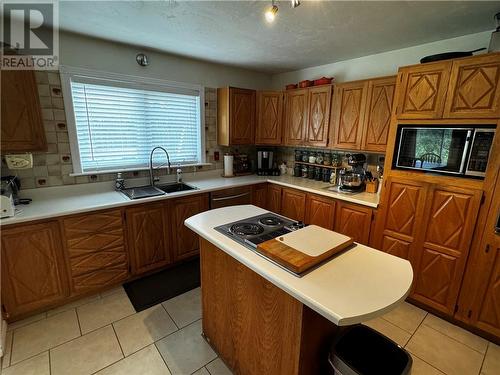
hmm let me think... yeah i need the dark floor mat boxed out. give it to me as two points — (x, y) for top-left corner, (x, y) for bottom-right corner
(124, 257), (200, 312)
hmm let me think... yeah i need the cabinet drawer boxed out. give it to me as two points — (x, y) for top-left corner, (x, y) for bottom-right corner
(72, 263), (128, 293)
(63, 210), (123, 239)
(66, 228), (125, 258)
(69, 247), (128, 277)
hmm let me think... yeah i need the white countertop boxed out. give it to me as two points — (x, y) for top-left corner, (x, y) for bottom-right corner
(1, 170), (379, 226)
(185, 205), (413, 326)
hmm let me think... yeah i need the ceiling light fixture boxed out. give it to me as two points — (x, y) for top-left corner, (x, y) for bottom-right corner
(264, 2), (278, 23)
(291, 0), (301, 8)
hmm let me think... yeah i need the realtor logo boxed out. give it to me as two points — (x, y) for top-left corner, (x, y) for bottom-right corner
(1, 1), (59, 69)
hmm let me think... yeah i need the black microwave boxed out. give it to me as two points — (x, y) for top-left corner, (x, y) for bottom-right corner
(393, 125), (495, 178)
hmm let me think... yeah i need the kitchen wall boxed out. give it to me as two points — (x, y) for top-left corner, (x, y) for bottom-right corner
(271, 31), (491, 88)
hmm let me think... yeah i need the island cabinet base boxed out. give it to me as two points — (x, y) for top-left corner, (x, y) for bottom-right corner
(200, 239), (338, 375)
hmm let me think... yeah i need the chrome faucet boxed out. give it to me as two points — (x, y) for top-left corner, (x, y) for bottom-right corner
(149, 146), (171, 186)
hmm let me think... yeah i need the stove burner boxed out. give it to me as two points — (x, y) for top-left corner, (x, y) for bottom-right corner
(230, 223), (264, 236)
(259, 216), (283, 226)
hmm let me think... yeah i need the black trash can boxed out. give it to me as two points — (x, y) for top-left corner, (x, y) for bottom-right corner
(329, 325), (412, 375)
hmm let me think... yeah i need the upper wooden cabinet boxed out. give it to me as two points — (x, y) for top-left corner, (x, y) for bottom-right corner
(281, 188), (306, 222)
(330, 81), (369, 150)
(1, 70), (47, 152)
(283, 89), (309, 145)
(361, 76), (397, 152)
(305, 194), (336, 230)
(1, 222), (69, 319)
(256, 91), (283, 145)
(306, 85), (333, 147)
(217, 87), (256, 146)
(444, 53), (500, 118)
(334, 201), (373, 245)
(395, 61), (452, 119)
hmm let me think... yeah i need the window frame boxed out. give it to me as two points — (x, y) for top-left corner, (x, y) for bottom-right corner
(60, 65), (206, 175)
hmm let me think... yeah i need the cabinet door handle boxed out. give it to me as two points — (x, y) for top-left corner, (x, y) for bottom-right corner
(211, 192), (250, 202)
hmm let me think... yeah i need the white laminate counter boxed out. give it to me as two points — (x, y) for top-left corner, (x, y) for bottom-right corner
(1, 170), (380, 226)
(185, 205), (413, 326)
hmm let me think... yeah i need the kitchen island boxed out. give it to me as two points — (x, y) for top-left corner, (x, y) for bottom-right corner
(185, 205), (413, 375)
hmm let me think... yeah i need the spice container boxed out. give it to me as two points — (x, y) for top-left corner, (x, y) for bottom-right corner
(308, 152), (317, 164)
(308, 167), (315, 179)
(302, 151), (309, 162)
(322, 168), (331, 182)
(323, 153), (332, 166)
(294, 164), (302, 177)
(315, 167), (322, 181)
(294, 150), (302, 161)
(332, 153), (342, 167)
(316, 152), (324, 165)
(302, 165), (308, 178)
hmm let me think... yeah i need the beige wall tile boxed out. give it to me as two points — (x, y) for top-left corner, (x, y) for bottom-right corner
(406, 325), (484, 375)
(382, 301), (427, 334)
(2, 352), (49, 375)
(96, 345), (170, 375)
(10, 310), (80, 365)
(50, 325), (123, 375)
(362, 317), (412, 346)
(113, 305), (177, 356)
(482, 342), (500, 375)
(162, 287), (201, 328)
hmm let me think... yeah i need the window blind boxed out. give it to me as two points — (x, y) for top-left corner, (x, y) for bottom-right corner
(70, 80), (201, 173)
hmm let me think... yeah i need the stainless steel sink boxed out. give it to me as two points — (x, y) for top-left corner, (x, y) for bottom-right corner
(121, 185), (165, 200)
(156, 182), (198, 193)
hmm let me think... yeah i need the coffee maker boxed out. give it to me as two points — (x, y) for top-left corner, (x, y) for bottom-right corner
(338, 153), (367, 194)
(257, 150), (274, 175)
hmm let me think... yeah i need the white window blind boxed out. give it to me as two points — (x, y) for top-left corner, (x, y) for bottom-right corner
(69, 79), (201, 173)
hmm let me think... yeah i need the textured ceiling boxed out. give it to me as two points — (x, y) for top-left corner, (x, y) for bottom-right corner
(52, 1), (498, 73)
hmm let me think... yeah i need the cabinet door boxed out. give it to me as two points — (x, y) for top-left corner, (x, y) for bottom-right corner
(412, 186), (482, 315)
(256, 91), (283, 145)
(171, 194), (209, 261)
(126, 203), (171, 275)
(306, 85), (332, 147)
(230, 88), (256, 145)
(63, 209), (128, 294)
(361, 76), (396, 152)
(330, 81), (368, 150)
(1, 222), (69, 318)
(444, 54), (500, 118)
(281, 188), (306, 222)
(252, 184), (268, 209)
(1, 70), (47, 152)
(283, 89), (309, 145)
(334, 201), (372, 245)
(305, 194), (335, 230)
(267, 184), (282, 214)
(396, 61), (451, 119)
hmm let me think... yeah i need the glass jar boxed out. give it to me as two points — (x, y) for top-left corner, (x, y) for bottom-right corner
(302, 151), (309, 162)
(294, 164), (302, 177)
(308, 166), (315, 179)
(316, 152), (324, 165)
(294, 150), (302, 161)
(332, 153), (342, 167)
(315, 167), (322, 181)
(308, 152), (317, 164)
(323, 153), (332, 166)
(322, 168), (331, 182)
(301, 165), (308, 178)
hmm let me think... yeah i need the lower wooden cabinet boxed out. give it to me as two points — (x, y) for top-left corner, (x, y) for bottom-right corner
(281, 188), (306, 222)
(126, 203), (172, 275)
(267, 184), (282, 214)
(252, 183), (268, 209)
(334, 201), (373, 245)
(171, 194), (209, 261)
(305, 194), (336, 230)
(1, 222), (69, 318)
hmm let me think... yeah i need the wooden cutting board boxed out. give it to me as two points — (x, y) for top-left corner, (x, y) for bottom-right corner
(256, 225), (354, 275)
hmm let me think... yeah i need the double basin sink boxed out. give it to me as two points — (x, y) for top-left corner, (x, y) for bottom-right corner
(121, 183), (197, 200)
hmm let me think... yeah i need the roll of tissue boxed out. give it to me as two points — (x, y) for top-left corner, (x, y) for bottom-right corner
(224, 155), (234, 177)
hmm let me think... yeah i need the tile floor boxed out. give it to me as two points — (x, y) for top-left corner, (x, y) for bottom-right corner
(1, 285), (498, 375)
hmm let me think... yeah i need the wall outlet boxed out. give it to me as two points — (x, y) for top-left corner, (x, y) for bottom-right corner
(214, 151), (220, 161)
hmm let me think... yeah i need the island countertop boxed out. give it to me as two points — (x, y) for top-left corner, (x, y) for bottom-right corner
(185, 205), (413, 326)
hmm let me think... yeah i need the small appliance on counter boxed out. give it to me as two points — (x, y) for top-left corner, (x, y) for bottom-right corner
(222, 153), (252, 177)
(489, 12), (500, 52)
(257, 150), (279, 175)
(1, 176), (22, 218)
(337, 153), (367, 194)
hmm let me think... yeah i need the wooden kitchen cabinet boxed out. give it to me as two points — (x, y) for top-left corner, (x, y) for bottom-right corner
(330, 80), (368, 150)
(283, 89), (309, 145)
(171, 194), (209, 261)
(334, 201), (373, 245)
(281, 188), (307, 222)
(361, 76), (396, 152)
(126, 203), (172, 275)
(256, 91), (283, 145)
(1, 222), (69, 319)
(267, 184), (283, 214)
(306, 85), (332, 147)
(252, 183), (268, 209)
(443, 53), (500, 118)
(396, 61), (452, 119)
(217, 87), (256, 146)
(62, 209), (128, 294)
(1, 69), (47, 152)
(304, 193), (335, 230)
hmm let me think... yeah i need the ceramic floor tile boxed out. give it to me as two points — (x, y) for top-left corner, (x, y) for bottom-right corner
(77, 290), (135, 334)
(2, 352), (49, 375)
(7, 312), (46, 332)
(206, 358), (233, 375)
(46, 294), (100, 317)
(162, 288), (201, 328)
(2, 331), (12, 369)
(100, 286), (125, 298)
(382, 302), (427, 334)
(10, 309), (80, 365)
(95, 345), (170, 375)
(113, 304), (178, 356)
(422, 314), (488, 354)
(193, 368), (210, 375)
(156, 320), (217, 374)
(406, 325), (484, 375)
(481, 342), (500, 375)
(409, 353), (445, 375)
(363, 317), (412, 346)
(50, 325), (123, 375)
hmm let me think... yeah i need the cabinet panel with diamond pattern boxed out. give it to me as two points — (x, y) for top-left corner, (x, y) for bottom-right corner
(306, 85), (332, 147)
(256, 91), (283, 145)
(284, 89), (309, 145)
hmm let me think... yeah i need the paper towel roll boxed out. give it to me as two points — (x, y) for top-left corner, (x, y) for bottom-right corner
(224, 155), (234, 177)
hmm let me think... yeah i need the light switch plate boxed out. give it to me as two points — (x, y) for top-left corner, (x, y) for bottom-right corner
(5, 153), (33, 169)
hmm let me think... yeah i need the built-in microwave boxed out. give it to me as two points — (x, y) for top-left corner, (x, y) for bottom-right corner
(393, 125), (495, 178)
